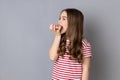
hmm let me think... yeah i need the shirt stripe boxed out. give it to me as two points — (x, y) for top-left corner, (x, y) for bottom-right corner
(52, 38), (92, 80)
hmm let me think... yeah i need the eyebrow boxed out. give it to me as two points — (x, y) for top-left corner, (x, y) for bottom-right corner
(61, 16), (67, 18)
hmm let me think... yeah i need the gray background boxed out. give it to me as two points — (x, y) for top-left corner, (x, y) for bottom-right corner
(0, 0), (120, 80)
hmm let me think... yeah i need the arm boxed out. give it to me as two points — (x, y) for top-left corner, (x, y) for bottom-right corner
(49, 24), (62, 61)
(49, 35), (61, 61)
(82, 57), (91, 80)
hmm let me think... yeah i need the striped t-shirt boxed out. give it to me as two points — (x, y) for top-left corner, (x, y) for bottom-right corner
(52, 38), (92, 80)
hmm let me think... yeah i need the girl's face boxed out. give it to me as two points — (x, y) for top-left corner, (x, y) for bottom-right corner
(58, 11), (68, 34)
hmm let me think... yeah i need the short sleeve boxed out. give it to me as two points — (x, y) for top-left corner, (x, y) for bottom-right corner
(81, 38), (92, 58)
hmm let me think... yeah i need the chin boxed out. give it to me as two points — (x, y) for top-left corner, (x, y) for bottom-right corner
(61, 31), (66, 34)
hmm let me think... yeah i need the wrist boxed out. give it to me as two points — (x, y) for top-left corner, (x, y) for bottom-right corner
(55, 33), (61, 36)
(54, 34), (61, 39)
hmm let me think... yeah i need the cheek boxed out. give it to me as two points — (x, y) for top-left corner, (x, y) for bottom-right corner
(65, 23), (68, 30)
(63, 26), (68, 32)
(61, 26), (68, 34)
(61, 21), (68, 32)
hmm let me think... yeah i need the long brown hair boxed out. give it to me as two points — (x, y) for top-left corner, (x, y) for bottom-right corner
(57, 8), (84, 63)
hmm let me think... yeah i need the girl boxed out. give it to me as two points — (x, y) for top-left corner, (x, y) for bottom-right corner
(49, 8), (92, 80)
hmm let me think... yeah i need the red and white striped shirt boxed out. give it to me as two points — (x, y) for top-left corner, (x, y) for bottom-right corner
(52, 38), (92, 80)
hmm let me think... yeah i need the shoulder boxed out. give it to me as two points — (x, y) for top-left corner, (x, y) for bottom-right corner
(82, 38), (91, 48)
(82, 38), (92, 57)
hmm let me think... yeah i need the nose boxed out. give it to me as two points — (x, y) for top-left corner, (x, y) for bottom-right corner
(58, 20), (61, 24)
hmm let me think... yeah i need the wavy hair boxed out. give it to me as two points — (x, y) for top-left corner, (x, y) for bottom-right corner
(57, 8), (84, 63)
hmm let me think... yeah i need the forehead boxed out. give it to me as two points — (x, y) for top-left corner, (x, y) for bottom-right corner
(60, 11), (67, 17)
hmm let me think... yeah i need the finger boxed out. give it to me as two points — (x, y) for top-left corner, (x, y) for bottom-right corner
(50, 24), (53, 30)
(53, 24), (56, 31)
(55, 26), (59, 30)
(59, 25), (62, 30)
(56, 24), (62, 31)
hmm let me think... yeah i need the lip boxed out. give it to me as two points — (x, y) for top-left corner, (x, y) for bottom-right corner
(58, 24), (63, 27)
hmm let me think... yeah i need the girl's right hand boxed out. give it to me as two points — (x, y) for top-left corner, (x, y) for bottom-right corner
(50, 24), (62, 36)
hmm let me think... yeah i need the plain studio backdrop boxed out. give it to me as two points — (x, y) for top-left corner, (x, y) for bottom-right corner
(0, 0), (120, 80)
